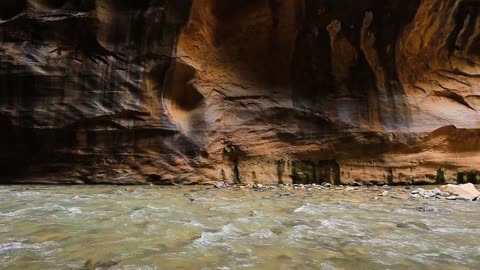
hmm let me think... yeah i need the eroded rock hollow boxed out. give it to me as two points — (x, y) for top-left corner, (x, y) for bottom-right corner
(0, 0), (479, 185)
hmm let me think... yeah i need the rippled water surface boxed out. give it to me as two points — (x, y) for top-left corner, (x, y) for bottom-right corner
(1, 185), (479, 270)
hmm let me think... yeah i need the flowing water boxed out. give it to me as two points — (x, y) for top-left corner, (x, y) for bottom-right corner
(0, 185), (479, 270)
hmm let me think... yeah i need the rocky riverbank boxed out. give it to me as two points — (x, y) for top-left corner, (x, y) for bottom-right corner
(213, 182), (480, 202)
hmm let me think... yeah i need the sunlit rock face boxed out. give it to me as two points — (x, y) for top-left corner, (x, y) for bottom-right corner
(0, 0), (479, 185)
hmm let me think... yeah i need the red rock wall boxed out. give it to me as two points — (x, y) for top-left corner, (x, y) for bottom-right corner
(0, 0), (479, 185)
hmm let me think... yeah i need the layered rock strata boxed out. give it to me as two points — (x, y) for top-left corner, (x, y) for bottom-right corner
(0, 0), (479, 185)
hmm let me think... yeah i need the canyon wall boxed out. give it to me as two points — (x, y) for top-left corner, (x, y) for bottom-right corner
(0, 0), (479, 185)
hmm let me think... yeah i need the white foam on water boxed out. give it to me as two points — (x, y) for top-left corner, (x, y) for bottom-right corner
(0, 242), (23, 253)
(248, 229), (277, 240)
(0, 241), (54, 254)
(318, 218), (331, 226)
(0, 207), (43, 218)
(42, 204), (67, 212)
(67, 207), (82, 215)
(320, 261), (338, 270)
(294, 203), (320, 214)
(193, 224), (242, 248)
(236, 217), (251, 223)
(184, 219), (207, 228)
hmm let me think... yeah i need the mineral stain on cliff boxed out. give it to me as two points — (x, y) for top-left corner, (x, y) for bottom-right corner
(0, 0), (479, 185)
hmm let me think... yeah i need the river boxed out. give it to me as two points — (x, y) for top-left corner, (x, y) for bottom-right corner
(0, 185), (479, 269)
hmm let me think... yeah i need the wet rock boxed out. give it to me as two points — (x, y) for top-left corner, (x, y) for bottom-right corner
(440, 192), (450, 197)
(410, 187), (445, 199)
(397, 221), (431, 231)
(214, 181), (228, 189)
(416, 204), (438, 212)
(445, 196), (458, 201)
(420, 190), (435, 198)
(253, 184), (268, 192)
(410, 194), (421, 200)
(382, 185), (391, 190)
(440, 183), (480, 201)
(411, 188), (425, 195)
(322, 183), (332, 188)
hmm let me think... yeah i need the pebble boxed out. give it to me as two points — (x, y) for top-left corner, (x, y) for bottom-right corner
(410, 194), (421, 200)
(421, 191), (435, 197)
(411, 188), (425, 195)
(215, 181), (227, 189)
(210, 183), (474, 204)
(417, 204), (438, 212)
(409, 187), (452, 200)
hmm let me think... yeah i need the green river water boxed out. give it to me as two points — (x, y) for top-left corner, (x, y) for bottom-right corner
(0, 185), (479, 270)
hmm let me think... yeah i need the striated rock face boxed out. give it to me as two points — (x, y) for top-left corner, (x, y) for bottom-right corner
(0, 0), (479, 185)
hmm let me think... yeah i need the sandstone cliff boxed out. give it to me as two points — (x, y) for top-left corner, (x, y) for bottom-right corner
(0, 0), (479, 185)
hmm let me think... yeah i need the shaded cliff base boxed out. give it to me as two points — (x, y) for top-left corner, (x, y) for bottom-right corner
(1, 125), (479, 186)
